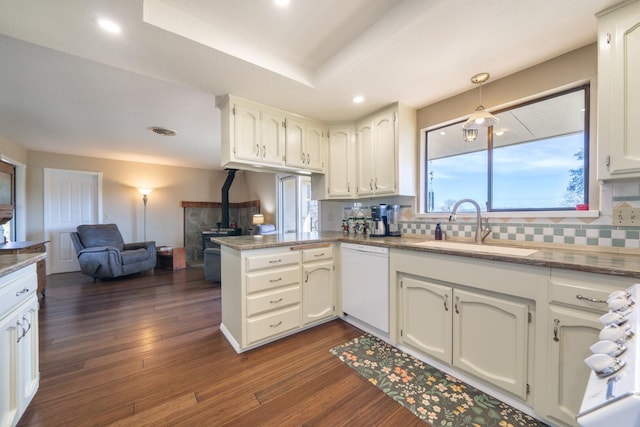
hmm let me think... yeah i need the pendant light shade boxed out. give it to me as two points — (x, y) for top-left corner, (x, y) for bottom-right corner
(463, 72), (498, 135)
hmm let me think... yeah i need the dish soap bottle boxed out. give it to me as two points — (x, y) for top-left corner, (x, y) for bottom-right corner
(435, 223), (443, 240)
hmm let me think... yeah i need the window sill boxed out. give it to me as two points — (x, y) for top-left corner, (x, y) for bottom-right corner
(414, 210), (600, 220)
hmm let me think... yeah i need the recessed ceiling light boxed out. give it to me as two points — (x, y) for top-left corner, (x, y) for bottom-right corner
(495, 130), (505, 136)
(352, 95), (364, 104)
(274, 0), (290, 7)
(440, 131), (446, 136)
(97, 18), (121, 34)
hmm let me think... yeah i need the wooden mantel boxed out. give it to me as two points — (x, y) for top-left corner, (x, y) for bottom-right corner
(181, 201), (260, 209)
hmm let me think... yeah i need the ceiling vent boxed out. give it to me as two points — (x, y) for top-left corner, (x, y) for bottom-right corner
(148, 127), (177, 137)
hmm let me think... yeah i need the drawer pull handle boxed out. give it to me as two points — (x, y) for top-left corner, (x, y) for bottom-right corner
(314, 253), (325, 257)
(15, 288), (29, 296)
(443, 294), (449, 311)
(553, 318), (560, 342)
(269, 278), (282, 283)
(270, 321), (283, 328)
(454, 296), (460, 314)
(268, 259), (282, 264)
(576, 294), (606, 304)
(270, 298), (283, 304)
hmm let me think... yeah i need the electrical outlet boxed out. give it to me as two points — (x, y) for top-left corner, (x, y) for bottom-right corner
(612, 207), (638, 226)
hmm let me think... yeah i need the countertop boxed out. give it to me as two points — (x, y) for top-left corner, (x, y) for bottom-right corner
(211, 232), (640, 278)
(0, 253), (47, 279)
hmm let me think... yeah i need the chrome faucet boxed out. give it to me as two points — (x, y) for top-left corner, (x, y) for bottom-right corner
(449, 198), (490, 244)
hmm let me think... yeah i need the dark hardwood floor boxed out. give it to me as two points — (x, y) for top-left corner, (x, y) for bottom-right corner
(18, 268), (422, 426)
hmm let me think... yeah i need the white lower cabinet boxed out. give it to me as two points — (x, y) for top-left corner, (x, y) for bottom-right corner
(220, 244), (335, 352)
(399, 275), (531, 400)
(301, 246), (334, 325)
(543, 269), (631, 427)
(1, 264), (39, 427)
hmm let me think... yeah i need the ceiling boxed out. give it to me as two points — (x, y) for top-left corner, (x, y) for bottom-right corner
(0, 0), (620, 170)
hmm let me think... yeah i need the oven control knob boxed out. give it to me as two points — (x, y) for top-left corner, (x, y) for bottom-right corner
(589, 340), (626, 357)
(608, 297), (634, 312)
(599, 311), (628, 326)
(599, 324), (634, 343)
(584, 353), (626, 377)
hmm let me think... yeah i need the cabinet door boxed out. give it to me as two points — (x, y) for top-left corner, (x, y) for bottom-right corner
(598, 3), (640, 179)
(17, 297), (39, 409)
(356, 121), (375, 196)
(372, 110), (396, 194)
(452, 289), (529, 400)
(302, 261), (334, 325)
(285, 117), (306, 169)
(260, 110), (285, 165)
(545, 305), (601, 427)
(399, 276), (452, 365)
(327, 127), (353, 198)
(232, 102), (261, 161)
(0, 311), (18, 427)
(305, 123), (325, 172)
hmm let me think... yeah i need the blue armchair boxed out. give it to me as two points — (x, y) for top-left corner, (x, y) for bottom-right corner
(70, 224), (156, 280)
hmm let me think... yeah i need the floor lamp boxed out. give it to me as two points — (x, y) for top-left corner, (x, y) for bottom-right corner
(138, 188), (152, 241)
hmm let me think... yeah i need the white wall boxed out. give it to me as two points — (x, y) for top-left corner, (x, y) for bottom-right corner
(25, 151), (251, 247)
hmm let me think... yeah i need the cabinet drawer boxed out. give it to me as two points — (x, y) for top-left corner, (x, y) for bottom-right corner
(246, 285), (300, 316)
(549, 269), (632, 312)
(0, 265), (37, 319)
(302, 246), (333, 263)
(247, 305), (300, 344)
(246, 251), (300, 272)
(246, 266), (301, 294)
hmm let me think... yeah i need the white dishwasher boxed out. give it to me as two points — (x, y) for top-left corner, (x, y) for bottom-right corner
(341, 242), (389, 334)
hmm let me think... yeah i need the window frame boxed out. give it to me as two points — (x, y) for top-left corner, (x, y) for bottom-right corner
(422, 84), (590, 214)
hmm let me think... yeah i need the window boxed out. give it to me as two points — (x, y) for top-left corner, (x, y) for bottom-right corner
(278, 175), (319, 235)
(424, 85), (588, 213)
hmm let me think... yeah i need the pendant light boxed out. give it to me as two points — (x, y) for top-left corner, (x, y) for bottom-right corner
(462, 72), (498, 141)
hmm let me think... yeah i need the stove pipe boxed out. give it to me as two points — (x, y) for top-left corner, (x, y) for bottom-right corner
(221, 169), (237, 228)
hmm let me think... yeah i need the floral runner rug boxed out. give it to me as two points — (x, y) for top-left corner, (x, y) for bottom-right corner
(330, 334), (547, 427)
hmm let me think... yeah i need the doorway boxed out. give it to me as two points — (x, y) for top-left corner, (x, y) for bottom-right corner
(278, 175), (318, 236)
(44, 169), (102, 274)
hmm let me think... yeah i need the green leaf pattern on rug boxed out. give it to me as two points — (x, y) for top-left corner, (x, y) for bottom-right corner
(330, 334), (547, 427)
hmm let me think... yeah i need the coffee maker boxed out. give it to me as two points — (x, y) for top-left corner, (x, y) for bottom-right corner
(387, 204), (401, 237)
(370, 204), (388, 237)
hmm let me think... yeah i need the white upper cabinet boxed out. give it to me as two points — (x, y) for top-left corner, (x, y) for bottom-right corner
(356, 104), (416, 198)
(260, 109), (286, 165)
(597, 1), (640, 180)
(284, 117), (326, 172)
(219, 95), (415, 189)
(231, 102), (261, 161)
(327, 126), (355, 198)
(285, 117), (326, 172)
(219, 95), (324, 174)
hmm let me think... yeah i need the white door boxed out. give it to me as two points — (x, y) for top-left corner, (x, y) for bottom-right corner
(44, 169), (102, 274)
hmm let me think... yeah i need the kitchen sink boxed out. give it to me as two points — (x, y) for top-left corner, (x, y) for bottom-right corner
(411, 240), (538, 257)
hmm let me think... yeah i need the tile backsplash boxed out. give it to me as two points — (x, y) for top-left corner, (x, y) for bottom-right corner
(320, 181), (640, 252)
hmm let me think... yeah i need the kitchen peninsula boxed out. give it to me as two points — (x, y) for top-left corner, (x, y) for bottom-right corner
(214, 232), (640, 426)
